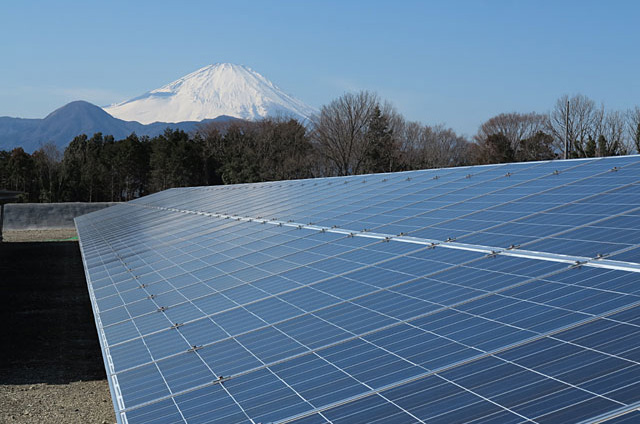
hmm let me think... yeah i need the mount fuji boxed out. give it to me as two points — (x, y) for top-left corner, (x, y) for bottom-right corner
(104, 63), (316, 124)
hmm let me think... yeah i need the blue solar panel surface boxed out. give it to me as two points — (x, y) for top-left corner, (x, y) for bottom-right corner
(75, 156), (640, 424)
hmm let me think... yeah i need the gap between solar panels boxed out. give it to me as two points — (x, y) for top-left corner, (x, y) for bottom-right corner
(132, 203), (640, 275)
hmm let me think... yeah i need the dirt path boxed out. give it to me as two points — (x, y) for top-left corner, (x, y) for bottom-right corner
(0, 234), (115, 423)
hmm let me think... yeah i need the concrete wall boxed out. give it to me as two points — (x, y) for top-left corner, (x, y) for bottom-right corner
(3, 202), (118, 230)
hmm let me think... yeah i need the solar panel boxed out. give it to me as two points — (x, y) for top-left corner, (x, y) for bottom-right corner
(75, 156), (640, 424)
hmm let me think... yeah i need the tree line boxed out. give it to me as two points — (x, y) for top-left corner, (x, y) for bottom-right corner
(1, 91), (638, 202)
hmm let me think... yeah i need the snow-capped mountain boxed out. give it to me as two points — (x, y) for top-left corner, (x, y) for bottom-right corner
(104, 63), (316, 124)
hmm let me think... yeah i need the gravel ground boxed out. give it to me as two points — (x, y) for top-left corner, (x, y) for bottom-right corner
(0, 232), (116, 424)
(1, 381), (113, 424)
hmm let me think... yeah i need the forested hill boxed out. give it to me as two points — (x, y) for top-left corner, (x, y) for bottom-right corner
(1, 91), (638, 204)
(0, 101), (239, 152)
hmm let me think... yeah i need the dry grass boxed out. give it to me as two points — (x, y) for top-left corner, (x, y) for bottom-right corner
(2, 228), (78, 242)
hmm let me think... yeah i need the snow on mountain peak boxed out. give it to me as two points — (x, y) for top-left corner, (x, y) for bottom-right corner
(103, 63), (316, 124)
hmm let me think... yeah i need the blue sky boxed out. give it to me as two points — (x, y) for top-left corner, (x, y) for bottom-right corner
(1, 0), (638, 137)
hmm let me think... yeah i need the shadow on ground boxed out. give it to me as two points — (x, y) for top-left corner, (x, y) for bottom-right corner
(0, 241), (106, 385)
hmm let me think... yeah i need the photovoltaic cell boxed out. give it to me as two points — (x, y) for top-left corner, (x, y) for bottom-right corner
(76, 156), (640, 424)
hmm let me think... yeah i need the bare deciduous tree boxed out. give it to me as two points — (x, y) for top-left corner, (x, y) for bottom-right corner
(599, 110), (629, 156)
(474, 112), (548, 153)
(400, 122), (470, 169)
(310, 91), (379, 176)
(548, 94), (603, 158)
(473, 112), (554, 163)
(628, 106), (640, 153)
(397, 121), (423, 166)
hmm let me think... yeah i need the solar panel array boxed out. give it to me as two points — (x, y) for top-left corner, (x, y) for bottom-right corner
(75, 156), (640, 424)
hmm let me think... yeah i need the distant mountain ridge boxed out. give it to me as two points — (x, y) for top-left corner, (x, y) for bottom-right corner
(0, 101), (239, 152)
(104, 63), (316, 124)
(0, 63), (315, 152)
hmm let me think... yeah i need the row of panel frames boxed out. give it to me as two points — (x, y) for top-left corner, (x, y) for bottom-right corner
(75, 155), (640, 424)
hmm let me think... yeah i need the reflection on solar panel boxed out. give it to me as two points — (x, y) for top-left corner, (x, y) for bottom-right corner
(75, 156), (640, 424)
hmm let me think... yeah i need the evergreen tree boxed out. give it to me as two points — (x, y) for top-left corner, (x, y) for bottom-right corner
(257, 119), (313, 181)
(516, 131), (556, 162)
(362, 106), (400, 173)
(83, 133), (108, 201)
(584, 136), (596, 157)
(61, 135), (85, 201)
(0, 150), (11, 189)
(7, 147), (33, 195)
(102, 133), (149, 201)
(32, 143), (63, 202)
(483, 133), (515, 163)
(597, 134), (608, 157)
(61, 133), (109, 201)
(219, 124), (261, 184)
(193, 130), (224, 186)
(149, 129), (200, 191)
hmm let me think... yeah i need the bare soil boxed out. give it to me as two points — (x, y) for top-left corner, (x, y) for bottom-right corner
(0, 233), (115, 424)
